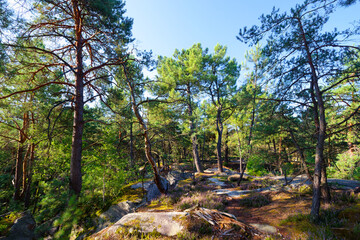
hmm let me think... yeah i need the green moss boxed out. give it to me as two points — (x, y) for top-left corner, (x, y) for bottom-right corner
(0, 211), (22, 236)
(114, 184), (145, 203)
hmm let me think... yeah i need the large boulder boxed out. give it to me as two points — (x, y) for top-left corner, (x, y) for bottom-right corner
(165, 170), (193, 188)
(97, 200), (138, 231)
(90, 207), (272, 239)
(5, 212), (36, 240)
(91, 212), (187, 239)
(146, 177), (169, 202)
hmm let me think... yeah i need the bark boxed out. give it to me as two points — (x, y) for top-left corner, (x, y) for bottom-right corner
(129, 117), (135, 167)
(187, 84), (203, 173)
(298, 18), (328, 219)
(216, 107), (224, 173)
(123, 65), (167, 194)
(24, 143), (35, 208)
(288, 128), (313, 182)
(224, 129), (229, 166)
(14, 112), (29, 200)
(21, 144), (31, 198)
(278, 136), (283, 175)
(235, 127), (243, 172)
(201, 131), (206, 162)
(14, 142), (24, 200)
(70, 0), (84, 195)
(238, 75), (257, 185)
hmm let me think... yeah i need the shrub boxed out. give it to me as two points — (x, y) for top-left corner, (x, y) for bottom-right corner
(328, 150), (360, 180)
(175, 191), (225, 211)
(238, 193), (271, 208)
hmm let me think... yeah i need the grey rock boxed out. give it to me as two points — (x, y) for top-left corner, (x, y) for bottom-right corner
(6, 212), (36, 240)
(146, 177), (169, 202)
(92, 212), (187, 239)
(97, 201), (137, 231)
(130, 181), (152, 190)
(208, 177), (227, 187)
(165, 171), (193, 188)
(250, 223), (277, 234)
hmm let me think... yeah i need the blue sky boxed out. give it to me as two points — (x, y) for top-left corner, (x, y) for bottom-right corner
(125, 0), (359, 65)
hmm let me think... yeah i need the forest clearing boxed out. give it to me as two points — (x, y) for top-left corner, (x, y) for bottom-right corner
(1, 0), (360, 239)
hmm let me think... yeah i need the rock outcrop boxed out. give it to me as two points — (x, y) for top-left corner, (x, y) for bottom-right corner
(91, 212), (187, 239)
(5, 212), (36, 240)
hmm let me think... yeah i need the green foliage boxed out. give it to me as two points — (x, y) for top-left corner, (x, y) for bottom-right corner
(0, 211), (22, 236)
(53, 195), (82, 239)
(246, 155), (268, 176)
(328, 150), (360, 180)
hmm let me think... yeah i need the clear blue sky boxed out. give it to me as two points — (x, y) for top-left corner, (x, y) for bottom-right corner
(125, 0), (359, 65)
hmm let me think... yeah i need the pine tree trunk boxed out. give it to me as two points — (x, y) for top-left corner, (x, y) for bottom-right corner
(70, 0), (84, 195)
(24, 143), (35, 208)
(124, 65), (167, 194)
(14, 141), (24, 200)
(14, 112), (29, 200)
(224, 129), (229, 166)
(298, 19), (328, 220)
(129, 118), (135, 167)
(216, 108), (224, 173)
(187, 84), (203, 173)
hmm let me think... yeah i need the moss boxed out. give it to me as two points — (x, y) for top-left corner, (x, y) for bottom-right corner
(114, 184), (145, 203)
(0, 211), (22, 236)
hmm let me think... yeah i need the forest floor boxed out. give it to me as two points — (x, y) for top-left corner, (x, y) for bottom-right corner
(134, 163), (360, 240)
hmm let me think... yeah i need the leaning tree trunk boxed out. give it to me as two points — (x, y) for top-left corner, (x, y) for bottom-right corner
(123, 65), (166, 194)
(70, 0), (84, 195)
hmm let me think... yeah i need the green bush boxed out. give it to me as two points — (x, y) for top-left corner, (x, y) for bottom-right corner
(328, 150), (360, 180)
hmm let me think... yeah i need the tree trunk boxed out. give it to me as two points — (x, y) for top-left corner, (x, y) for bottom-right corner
(298, 19), (328, 220)
(123, 65), (167, 194)
(187, 85), (203, 173)
(129, 117), (135, 167)
(14, 112), (29, 200)
(70, 0), (84, 195)
(24, 143), (35, 208)
(321, 161), (331, 203)
(201, 131), (206, 162)
(216, 108), (224, 173)
(236, 127), (243, 172)
(14, 141), (24, 200)
(224, 128), (229, 166)
(288, 128), (313, 182)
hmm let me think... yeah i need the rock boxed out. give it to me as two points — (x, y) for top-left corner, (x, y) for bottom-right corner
(146, 177), (169, 202)
(165, 170), (193, 188)
(130, 181), (152, 190)
(250, 223), (277, 234)
(5, 212), (36, 240)
(97, 201), (137, 231)
(91, 212), (187, 239)
(227, 174), (251, 182)
(208, 177), (227, 187)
